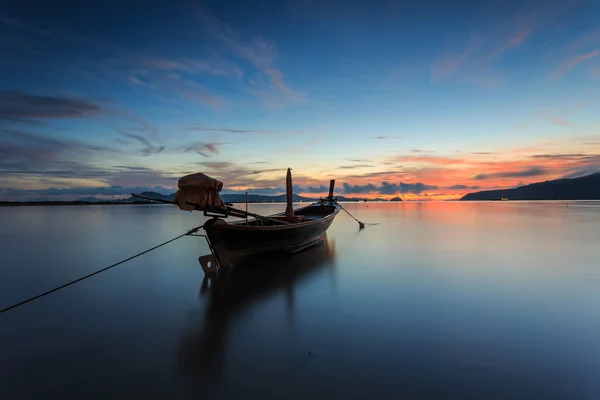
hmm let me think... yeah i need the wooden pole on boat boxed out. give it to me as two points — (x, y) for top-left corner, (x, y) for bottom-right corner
(328, 179), (335, 199)
(245, 191), (248, 222)
(285, 167), (294, 218)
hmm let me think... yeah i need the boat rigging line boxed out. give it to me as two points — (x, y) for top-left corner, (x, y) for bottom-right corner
(0, 226), (203, 315)
(333, 201), (378, 229)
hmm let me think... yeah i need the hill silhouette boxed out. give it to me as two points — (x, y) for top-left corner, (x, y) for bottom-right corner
(461, 172), (600, 201)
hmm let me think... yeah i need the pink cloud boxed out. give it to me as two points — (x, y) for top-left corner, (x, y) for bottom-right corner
(550, 50), (600, 79)
(430, 40), (482, 81)
(265, 69), (293, 95)
(506, 25), (533, 47)
(569, 29), (600, 53)
(552, 117), (571, 126)
(481, 24), (534, 64)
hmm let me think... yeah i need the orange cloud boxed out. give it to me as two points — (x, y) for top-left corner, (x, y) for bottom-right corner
(390, 155), (471, 166)
(290, 138), (600, 200)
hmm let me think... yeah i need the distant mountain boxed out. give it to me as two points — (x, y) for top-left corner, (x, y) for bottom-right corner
(460, 172), (600, 201)
(77, 196), (105, 203)
(335, 196), (361, 202)
(2, 190), (378, 206)
(390, 196), (403, 202)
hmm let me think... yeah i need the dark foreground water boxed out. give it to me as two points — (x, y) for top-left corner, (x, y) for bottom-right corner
(1, 201), (600, 399)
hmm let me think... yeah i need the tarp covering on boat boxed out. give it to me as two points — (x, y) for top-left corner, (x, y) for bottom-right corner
(174, 173), (226, 212)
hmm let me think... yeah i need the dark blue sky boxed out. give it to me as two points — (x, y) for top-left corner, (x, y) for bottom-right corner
(1, 0), (599, 200)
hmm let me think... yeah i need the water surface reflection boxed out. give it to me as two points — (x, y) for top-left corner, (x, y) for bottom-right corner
(2, 203), (600, 399)
(179, 235), (336, 381)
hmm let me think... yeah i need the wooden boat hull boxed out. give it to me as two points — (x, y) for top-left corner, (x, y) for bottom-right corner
(203, 201), (339, 268)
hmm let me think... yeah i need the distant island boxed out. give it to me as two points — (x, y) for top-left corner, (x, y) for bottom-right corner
(0, 191), (375, 206)
(461, 172), (600, 201)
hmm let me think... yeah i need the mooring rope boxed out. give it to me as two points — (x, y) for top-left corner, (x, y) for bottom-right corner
(334, 201), (378, 229)
(0, 226), (203, 315)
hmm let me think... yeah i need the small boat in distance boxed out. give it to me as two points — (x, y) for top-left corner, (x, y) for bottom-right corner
(135, 168), (340, 273)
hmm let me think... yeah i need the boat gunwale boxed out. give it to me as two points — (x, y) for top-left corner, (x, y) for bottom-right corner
(214, 201), (340, 231)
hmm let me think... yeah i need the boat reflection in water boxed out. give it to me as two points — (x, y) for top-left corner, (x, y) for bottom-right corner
(178, 234), (336, 381)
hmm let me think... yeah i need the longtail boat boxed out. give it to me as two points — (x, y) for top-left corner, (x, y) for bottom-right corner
(134, 168), (339, 273)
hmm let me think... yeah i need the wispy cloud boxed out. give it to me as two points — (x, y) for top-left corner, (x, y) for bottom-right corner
(195, 161), (234, 169)
(447, 184), (481, 190)
(194, 160), (283, 177)
(431, 39), (483, 81)
(119, 131), (165, 156)
(0, 128), (156, 192)
(561, 166), (600, 179)
(182, 142), (223, 157)
(146, 73), (225, 108)
(0, 90), (105, 120)
(430, 2), (572, 85)
(550, 50), (600, 79)
(128, 75), (152, 88)
(0, 14), (23, 27)
(184, 125), (297, 135)
(530, 153), (600, 162)
(293, 184), (329, 194)
(140, 56), (243, 78)
(343, 181), (438, 195)
(568, 28), (600, 53)
(391, 155), (468, 165)
(552, 116), (571, 126)
(0, 13), (51, 35)
(115, 119), (165, 156)
(336, 164), (373, 169)
(371, 136), (402, 140)
(347, 158), (372, 162)
(1, 128), (119, 157)
(473, 167), (547, 180)
(478, 6), (541, 64)
(192, 4), (301, 102)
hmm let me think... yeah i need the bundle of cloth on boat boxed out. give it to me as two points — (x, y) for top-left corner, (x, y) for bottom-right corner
(174, 173), (226, 212)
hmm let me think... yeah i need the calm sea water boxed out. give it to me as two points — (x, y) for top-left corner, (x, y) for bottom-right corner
(1, 201), (600, 399)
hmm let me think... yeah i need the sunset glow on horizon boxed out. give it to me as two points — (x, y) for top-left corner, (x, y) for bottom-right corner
(1, 0), (599, 201)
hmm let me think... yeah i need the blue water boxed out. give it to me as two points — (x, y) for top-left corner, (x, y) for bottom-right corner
(1, 201), (600, 399)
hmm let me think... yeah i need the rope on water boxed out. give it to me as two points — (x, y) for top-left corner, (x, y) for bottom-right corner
(0, 225), (203, 315)
(335, 201), (378, 229)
